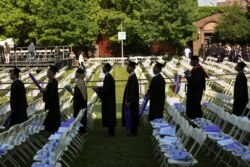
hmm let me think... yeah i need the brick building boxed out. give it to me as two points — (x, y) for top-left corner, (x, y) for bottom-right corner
(217, 0), (250, 11)
(193, 13), (221, 55)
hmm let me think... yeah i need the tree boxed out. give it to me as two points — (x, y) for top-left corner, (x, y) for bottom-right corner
(96, 0), (199, 55)
(0, 0), (41, 45)
(34, 0), (99, 49)
(0, 0), (201, 54)
(213, 5), (250, 44)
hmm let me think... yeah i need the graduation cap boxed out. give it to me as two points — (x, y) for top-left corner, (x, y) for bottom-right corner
(155, 61), (164, 70)
(127, 61), (137, 69)
(49, 65), (59, 73)
(190, 56), (199, 61)
(104, 63), (112, 71)
(9, 67), (21, 75)
(76, 68), (85, 74)
(237, 61), (247, 69)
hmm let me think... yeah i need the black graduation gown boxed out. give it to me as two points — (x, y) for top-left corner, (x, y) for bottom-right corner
(73, 86), (87, 128)
(9, 79), (28, 126)
(122, 73), (139, 127)
(148, 73), (165, 121)
(186, 66), (206, 119)
(233, 72), (248, 116)
(96, 73), (116, 127)
(43, 78), (61, 132)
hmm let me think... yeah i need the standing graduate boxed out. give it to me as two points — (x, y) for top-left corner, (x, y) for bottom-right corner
(185, 56), (208, 119)
(73, 68), (88, 134)
(93, 63), (116, 136)
(122, 61), (139, 136)
(9, 67), (28, 127)
(147, 62), (165, 121)
(233, 61), (248, 116)
(40, 65), (61, 132)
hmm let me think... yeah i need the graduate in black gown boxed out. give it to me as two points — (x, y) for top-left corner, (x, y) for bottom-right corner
(185, 56), (208, 119)
(147, 62), (165, 121)
(73, 68), (88, 134)
(40, 65), (61, 132)
(93, 63), (116, 136)
(233, 61), (248, 116)
(9, 67), (28, 127)
(122, 61), (139, 136)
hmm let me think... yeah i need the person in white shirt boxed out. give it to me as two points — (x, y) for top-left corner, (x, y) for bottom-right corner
(28, 42), (35, 61)
(4, 42), (10, 63)
(184, 46), (192, 58)
(78, 51), (84, 68)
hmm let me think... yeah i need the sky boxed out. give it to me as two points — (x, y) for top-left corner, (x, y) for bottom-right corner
(198, 0), (226, 6)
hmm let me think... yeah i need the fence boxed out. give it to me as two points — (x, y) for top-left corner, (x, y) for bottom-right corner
(0, 46), (70, 63)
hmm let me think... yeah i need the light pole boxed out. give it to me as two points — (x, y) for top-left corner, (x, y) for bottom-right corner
(120, 21), (124, 59)
(118, 20), (126, 62)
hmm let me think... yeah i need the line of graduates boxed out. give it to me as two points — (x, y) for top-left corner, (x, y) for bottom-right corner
(93, 61), (166, 136)
(185, 56), (249, 119)
(7, 65), (87, 134)
(6, 57), (249, 136)
(7, 65), (62, 132)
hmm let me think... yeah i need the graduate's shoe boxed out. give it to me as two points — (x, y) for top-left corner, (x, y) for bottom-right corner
(127, 131), (137, 136)
(108, 127), (115, 136)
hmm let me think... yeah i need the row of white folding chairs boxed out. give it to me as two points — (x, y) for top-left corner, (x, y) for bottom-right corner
(202, 102), (250, 166)
(32, 93), (99, 167)
(0, 98), (45, 130)
(168, 93), (250, 165)
(151, 105), (207, 167)
(204, 90), (233, 111)
(168, 94), (250, 167)
(32, 109), (86, 167)
(205, 60), (250, 93)
(0, 111), (48, 167)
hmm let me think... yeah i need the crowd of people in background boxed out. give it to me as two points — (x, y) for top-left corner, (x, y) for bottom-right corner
(198, 43), (250, 63)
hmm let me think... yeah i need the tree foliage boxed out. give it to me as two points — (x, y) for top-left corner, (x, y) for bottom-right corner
(213, 5), (250, 44)
(0, 0), (201, 53)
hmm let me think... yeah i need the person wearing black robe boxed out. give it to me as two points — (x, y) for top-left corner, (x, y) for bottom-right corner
(40, 65), (61, 132)
(185, 56), (208, 119)
(9, 67), (28, 127)
(73, 68), (88, 134)
(122, 61), (139, 136)
(147, 62), (165, 121)
(233, 62), (248, 116)
(93, 63), (116, 136)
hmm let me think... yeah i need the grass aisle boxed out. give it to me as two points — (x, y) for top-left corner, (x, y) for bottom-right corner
(72, 104), (159, 167)
(72, 65), (159, 167)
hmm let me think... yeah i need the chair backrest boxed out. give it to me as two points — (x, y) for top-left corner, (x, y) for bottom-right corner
(227, 114), (239, 136)
(242, 101), (250, 116)
(6, 124), (20, 144)
(188, 128), (207, 159)
(0, 131), (8, 146)
(245, 101), (250, 110)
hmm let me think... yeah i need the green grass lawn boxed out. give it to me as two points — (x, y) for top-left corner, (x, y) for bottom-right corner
(72, 104), (159, 167)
